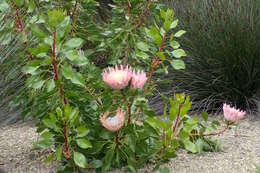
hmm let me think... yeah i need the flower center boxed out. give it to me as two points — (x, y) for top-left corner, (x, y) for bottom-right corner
(109, 70), (125, 84)
(106, 116), (120, 126)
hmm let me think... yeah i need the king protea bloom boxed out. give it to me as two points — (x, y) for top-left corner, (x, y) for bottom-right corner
(100, 108), (125, 132)
(223, 103), (246, 122)
(131, 70), (147, 89)
(102, 65), (132, 89)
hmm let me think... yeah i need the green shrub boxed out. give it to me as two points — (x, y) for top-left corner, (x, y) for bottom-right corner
(162, 0), (260, 112)
(0, 0), (245, 172)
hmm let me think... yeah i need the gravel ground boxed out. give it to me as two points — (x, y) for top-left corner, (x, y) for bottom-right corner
(0, 117), (260, 173)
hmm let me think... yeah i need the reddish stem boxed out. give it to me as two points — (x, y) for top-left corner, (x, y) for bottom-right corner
(145, 32), (167, 93)
(10, 0), (33, 61)
(59, 84), (68, 104)
(115, 131), (119, 149)
(136, 0), (153, 29)
(172, 104), (183, 134)
(159, 32), (167, 51)
(191, 123), (230, 137)
(52, 28), (69, 158)
(127, 3), (131, 14)
(127, 102), (132, 124)
(10, 0), (23, 32)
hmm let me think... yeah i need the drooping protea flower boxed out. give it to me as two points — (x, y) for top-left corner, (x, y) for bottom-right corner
(102, 65), (132, 89)
(131, 70), (147, 89)
(223, 103), (246, 122)
(100, 108), (125, 132)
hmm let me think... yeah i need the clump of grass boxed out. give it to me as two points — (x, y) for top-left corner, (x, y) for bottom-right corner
(160, 0), (260, 113)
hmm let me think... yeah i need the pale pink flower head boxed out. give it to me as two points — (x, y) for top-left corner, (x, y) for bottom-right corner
(100, 108), (125, 132)
(223, 103), (246, 122)
(131, 70), (147, 89)
(102, 65), (132, 89)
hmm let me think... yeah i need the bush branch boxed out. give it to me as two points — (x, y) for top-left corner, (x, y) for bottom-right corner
(52, 28), (70, 159)
(145, 31), (167, 93)
(190, 122), (230, 137)
(172, 104), (183, 134)
(136, 0), (153, 29)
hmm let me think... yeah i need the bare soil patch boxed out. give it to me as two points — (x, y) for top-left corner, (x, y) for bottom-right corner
(0, 117), (259, 173)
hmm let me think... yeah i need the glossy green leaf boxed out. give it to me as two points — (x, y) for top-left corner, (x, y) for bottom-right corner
(157, 51), (166, 61)
(136, 51), (149, 60)
(184, 140), (198, 153)
(170, 19), (179, 29)
(32, 80), (45, 89)
(72, 72), (85, 87)
(48, 9), (65, 27)
(90, 160), (102, 169)
(41, 131), (54, 139)
(171, 49), (186, 58)
(42, 118), (56, 129)
(163, 20), (171, 31)
(170, 60), (185, 70)
(76, 139), (92, 149)
(76, 126), (90, 138)
(46, 79), (55, 92)
(62, 64), (73, 79)
(170, 40), (180, 49)
(149, 27), (163, 45)
(62, 65), (85, 87)
(174, 30), (186, 37)
(136, 42), (149, 52)
(30, 24), (46, 39)
(64, 38), (84, 49)
(73, 151), (87, 168)
(35, 139), (52, 150)
(22, 65), (39, 74)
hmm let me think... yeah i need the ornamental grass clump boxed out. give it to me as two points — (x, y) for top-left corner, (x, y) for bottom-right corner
(162, 0), (260, 112)
(1, 0), (247, 172)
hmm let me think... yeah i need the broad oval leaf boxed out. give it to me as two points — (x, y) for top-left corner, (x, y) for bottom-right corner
(73, 151), (87, 168)
(136, 42), (150, 52)
(65, 38), (84, 49)
(174, 30), (186, 37)
(170, 19), (179, 29)
(46, 79), (55, 92)
(90, 160), (103, 169)
(76, 126), (90, 137)
(171, 49), (186, 58)
(170, 60), (185, 70)
(184, 140), (198, 153)
(76, 138), (92, 149)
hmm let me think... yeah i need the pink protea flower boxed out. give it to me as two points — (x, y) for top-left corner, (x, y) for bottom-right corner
(131, 70), (147, 89)
(100, 108), (125, 132)
(102, 65), (132, 89)
(223, 103), (246, 122)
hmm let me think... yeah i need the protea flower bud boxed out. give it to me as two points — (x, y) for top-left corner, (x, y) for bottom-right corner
(100, 108), (125, 132)
(102, 65), (132, 89)
(223, 103), (246, 122)
(131, 70), (147, 89)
